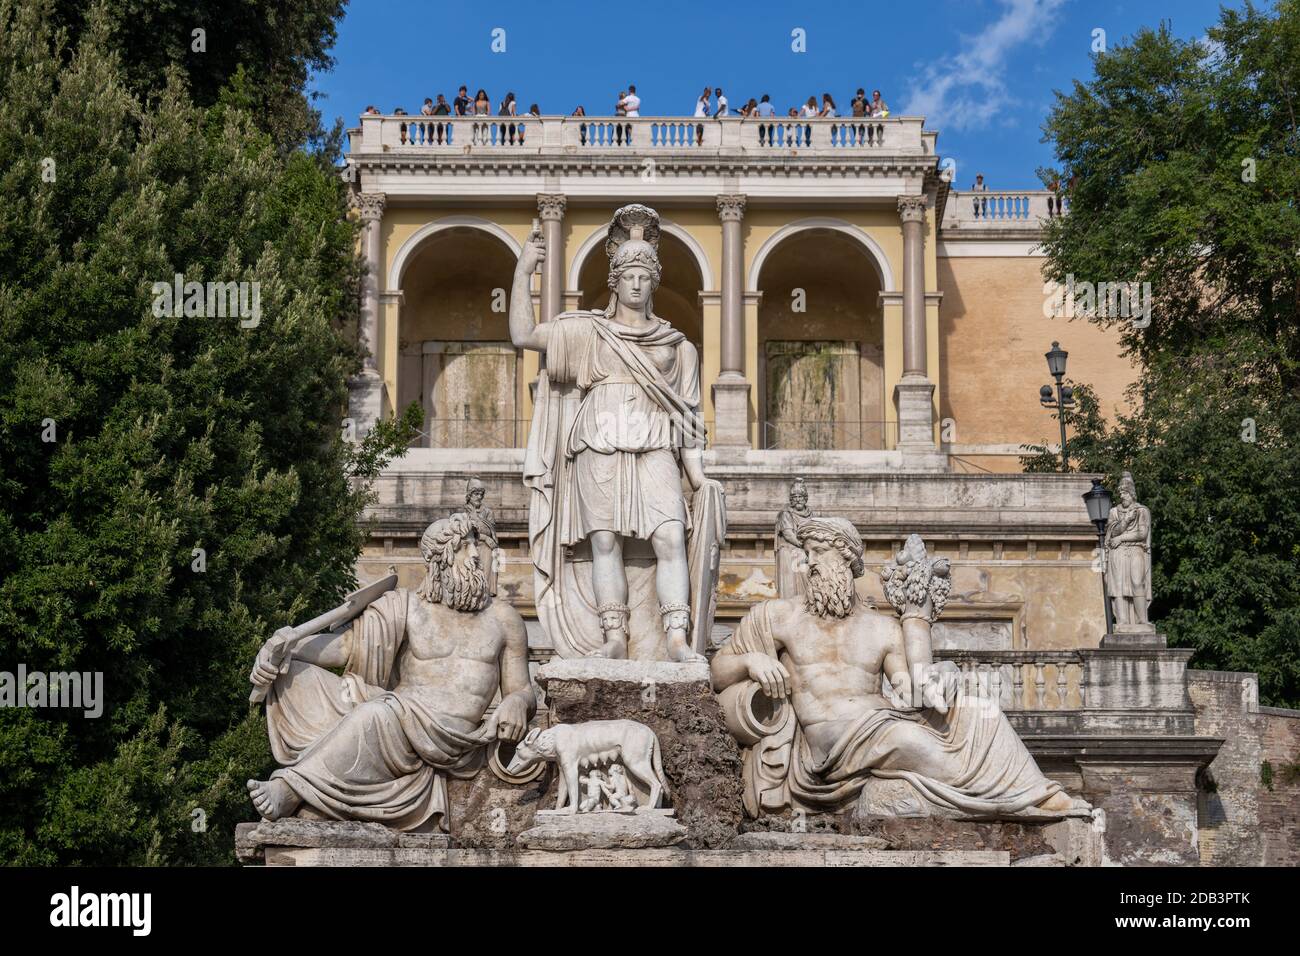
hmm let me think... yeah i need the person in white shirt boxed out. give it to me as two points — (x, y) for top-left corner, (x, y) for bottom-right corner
(621, 84), (641, 117)
(714, 87), (728, 117)
(694, 89), (710, 117)
(800, 96), (819, 118)
(820, 93), (837, 117)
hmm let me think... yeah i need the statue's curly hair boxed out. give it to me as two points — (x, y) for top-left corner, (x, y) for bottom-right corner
(417, 513), (476, 602)
(797, 517), (866, 578)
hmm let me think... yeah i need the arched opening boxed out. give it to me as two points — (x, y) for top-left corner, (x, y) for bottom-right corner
(395, 226), (522, 448)
(576, 230), (704, 351)
(754, 228), (886, 450)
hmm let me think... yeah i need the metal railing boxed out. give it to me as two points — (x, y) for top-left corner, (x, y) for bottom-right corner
(414, 417), (529, 449)
(762, 419), (898, 451)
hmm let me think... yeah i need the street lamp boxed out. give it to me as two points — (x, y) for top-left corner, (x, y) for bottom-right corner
(1082, 478), (1115, 635)
(1040, 341), (1075, 471)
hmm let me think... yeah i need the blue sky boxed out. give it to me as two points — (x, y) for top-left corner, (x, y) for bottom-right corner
(310, 0), (1240, 188)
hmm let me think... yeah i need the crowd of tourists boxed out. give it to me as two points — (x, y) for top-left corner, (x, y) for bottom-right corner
(362, 83), (890, 121)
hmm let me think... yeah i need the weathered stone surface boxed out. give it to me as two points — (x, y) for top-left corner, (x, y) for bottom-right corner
(518, 809), (688, 850)
(736, 810), (1087, 863)
(236, 819), (449, 863)
(1189, 671), (1300, 867)
(728, 831), (890, 851)
(445, 762), (552, 850)
(1011, 853), (1067, 867)
(851, 816), (1059, 863)
(538, 658), (709, 685)
(536, 659), (745, 848)
(1100, 629), (1167, 649)
(1042, 813), (1110, 867)
(259, 846), (1011, 867)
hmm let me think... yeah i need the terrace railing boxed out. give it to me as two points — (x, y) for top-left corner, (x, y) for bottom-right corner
(943, 189), (1068, 228)
(350, 114), (934, 158)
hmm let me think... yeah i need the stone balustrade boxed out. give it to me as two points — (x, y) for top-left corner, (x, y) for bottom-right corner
(936, 650), (1086, 710)
(942, 189), (1068, 228)
(350, 114), (934, 157)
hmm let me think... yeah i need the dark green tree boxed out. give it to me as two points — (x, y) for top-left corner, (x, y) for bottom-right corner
(0, 0), (415, 864)
(48, 0), (348, 151)
(1025, 1), (1300, 706)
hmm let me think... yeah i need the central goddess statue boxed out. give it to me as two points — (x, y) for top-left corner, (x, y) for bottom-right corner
(510, 204), (725, 663)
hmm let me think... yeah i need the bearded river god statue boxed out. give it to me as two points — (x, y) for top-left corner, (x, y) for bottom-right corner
(711, 521), (1085, 820)
(245, 514), (536, 831)
(511, 204), (726, 663)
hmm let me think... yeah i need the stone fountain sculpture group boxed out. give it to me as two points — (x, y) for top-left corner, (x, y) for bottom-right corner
(246, 204), (1102, 847)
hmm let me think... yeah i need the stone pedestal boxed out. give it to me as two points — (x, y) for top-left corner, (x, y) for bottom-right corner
(518, 808), (687, 850)
(894, 374), (935, 451)
(235, 819), (449, 864)
(347, 371), (386, 440)
(535, 658), (745, 847)
(711, 372), (751, 448)
(1100, 625), (1167, 648)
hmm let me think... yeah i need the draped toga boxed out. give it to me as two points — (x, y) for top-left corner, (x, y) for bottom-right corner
(1105, 503), (1152, 601)
(524, 311), (705, 607)
(725, 601), (1062, 818)
(264, 590), (496, 831)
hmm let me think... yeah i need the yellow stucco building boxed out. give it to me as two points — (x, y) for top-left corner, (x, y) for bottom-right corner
(345, 112), (1139, 663)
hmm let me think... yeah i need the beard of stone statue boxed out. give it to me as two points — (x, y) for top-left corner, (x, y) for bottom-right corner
(804, 550), (858, 619)
(417, 545), (489, 612)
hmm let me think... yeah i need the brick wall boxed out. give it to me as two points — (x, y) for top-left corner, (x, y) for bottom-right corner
(1259, 706), (1300, 867)
(1188, 670), (1300, 866)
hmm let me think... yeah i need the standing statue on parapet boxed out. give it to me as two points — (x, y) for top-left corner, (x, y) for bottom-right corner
(459, 476), (501, 595)
(511, 203), (726, 663)
(711, 519), (1081, 820)
(1105, 471), (1152, 628)
(775, 478), (814, 598)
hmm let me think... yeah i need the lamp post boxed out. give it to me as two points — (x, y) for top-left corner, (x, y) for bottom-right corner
(1082, 478), (1115, 635)
(1040, 341), (1075, 471)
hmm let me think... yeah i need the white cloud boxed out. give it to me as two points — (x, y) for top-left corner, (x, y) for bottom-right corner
(903, 0), (1066, 131)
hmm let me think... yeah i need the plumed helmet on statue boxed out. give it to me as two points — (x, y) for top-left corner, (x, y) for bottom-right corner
(797, 516), (866, 578)
(465, 476), (485, 500)
(1119, 471), (1136, 497)
(605, 203), (663, 291)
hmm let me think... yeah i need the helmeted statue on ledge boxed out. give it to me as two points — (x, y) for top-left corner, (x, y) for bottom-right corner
(511, 203), (725, 663)
(1104, 471), (1152, 628)
(712, 520), (1080, 820)
(458, 476), (501, 595)
(245, 513), (535, 831)
(775, 478), (814, 598)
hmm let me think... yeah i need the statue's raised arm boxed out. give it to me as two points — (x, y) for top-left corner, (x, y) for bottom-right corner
(509, 225), (550, 351)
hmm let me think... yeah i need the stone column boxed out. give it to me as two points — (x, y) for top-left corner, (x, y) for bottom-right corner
(357, 192), (386, 375)
(895, 194), (935, 452)
(537, 194), (566, 322)
(349, 192), (388, 440)
(713, 194), (750, 448)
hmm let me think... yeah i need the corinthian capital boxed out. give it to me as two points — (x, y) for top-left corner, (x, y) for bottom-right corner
(716, 194), (747, 222)
(537, 194), (567, 221)
(357, 192), (387, 222)
(897, 195), (927, 224)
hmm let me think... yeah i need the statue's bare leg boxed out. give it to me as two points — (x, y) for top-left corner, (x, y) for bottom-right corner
(246, 777), (301, 820)
(1109, 596), (1125, 628)
(589, 530), (629, 658)
(651, 521), (704, 663)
